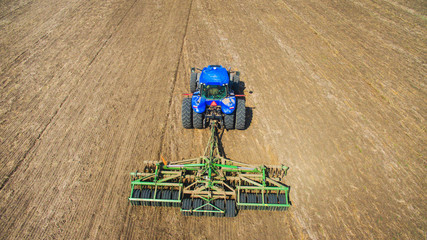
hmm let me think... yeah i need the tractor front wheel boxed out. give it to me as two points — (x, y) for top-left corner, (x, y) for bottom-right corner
(232, 72), (240, 93)
(224, 112), (235, 130)
(190, 72), (198, 93)
(193, 110), (204, 129)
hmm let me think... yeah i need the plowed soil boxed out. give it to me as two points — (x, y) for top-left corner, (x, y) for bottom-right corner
(1, 0), (425, 239)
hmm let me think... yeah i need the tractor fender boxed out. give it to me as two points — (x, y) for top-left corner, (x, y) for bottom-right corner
(221, 96), (236, 115)
(192, 94), (206, 114)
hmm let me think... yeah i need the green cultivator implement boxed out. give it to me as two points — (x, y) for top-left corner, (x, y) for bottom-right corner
(129, 122), (291, 217)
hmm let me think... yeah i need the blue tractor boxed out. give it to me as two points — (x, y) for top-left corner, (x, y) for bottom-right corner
(182, 65), (246, 130)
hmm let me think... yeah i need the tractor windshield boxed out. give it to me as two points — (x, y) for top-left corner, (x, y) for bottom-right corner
(201, 84), (227, 100)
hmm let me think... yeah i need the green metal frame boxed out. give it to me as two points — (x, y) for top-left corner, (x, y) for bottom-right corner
(129, 122), (290, 215)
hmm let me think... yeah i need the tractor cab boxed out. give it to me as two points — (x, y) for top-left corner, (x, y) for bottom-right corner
(199, 65), (231, 99)
(201, 84), (227, 100)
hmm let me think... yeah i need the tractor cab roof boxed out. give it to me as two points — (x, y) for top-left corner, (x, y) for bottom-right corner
(199, 65), (229, 85)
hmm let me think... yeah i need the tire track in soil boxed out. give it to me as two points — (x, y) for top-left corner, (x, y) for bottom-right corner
(0, 0), (32, 20)
(156, 0), (194, 160)
(1, 0), (425, 239)
(0, 0), (125, 191)
(119, 1), (194, 239)
(0, 95), (68, 191)
(0, 0), (89, 75)
(0, 0), (138, 192)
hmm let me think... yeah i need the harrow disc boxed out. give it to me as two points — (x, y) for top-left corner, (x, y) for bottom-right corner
(214, 199), (225, 217)
(238, 192), (246, 210)
(225, 200), (236, 217)
(131, 189), (140, 206)
(193, 199), (203, 216)
(268, 194), (278, 211)
(246, 193), (255, 210)
(205, 201), (214, 217)
(162, 190), (172, 207)
(172, 190), (180, 207)
(278, 194), (288, 211)
(181, 198), (192, 216)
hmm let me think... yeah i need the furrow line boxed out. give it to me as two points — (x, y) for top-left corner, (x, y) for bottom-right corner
(0, 94), (69, 191)
(157, 0), (194, 160)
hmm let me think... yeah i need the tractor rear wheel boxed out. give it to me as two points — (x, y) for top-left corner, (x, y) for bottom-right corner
(235, 98), (246, 130)
(224, 112), (235, 130)
(193, 110), (204, 129)
(182, 98), (193, 128)
(190, 72), (197, 93)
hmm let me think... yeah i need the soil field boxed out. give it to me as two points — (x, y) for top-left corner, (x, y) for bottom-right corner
(0, 0), (426, 239)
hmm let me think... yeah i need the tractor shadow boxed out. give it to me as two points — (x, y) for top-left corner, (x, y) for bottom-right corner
(217, 129), (227, 158)
(245, 106), (254, 130)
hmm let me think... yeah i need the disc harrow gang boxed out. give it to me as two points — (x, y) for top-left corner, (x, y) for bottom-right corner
(129, 122), (290, 217)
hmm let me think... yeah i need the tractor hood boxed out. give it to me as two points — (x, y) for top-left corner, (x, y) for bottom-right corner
(199, 65), (229, 85)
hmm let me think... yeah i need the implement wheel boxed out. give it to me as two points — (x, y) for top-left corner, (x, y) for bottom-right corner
(182, 98), (193, 129)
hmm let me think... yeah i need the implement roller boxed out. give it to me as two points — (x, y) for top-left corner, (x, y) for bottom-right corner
(129, 122), (291, 217)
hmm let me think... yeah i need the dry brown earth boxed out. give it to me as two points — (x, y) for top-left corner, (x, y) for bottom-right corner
(0, 0), (425, 239)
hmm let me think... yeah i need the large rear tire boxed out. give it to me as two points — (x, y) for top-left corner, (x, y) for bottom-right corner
(190, 72), (197, 93)
(235, 98), (246, 130)
(182, 98), (193, 129)
(224, 112), (235, 130)
(193, 110), (204, 129)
